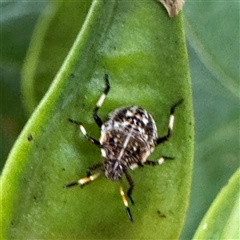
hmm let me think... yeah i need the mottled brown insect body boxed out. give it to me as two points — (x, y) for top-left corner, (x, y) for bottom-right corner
(66, 74), (183, 222)
(100, 106), (158, 180)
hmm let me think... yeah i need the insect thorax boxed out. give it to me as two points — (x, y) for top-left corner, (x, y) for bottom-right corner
(100, 106), (158, 181)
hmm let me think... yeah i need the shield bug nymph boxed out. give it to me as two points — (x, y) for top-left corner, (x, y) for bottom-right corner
(65, 74), (183, 222)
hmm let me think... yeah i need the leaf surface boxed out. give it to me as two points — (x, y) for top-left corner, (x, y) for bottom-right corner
(181, 2), (240, 238)
(1, 0), (193, 239)
(22, 0), (92, 114)
(193, 168), (240, 239)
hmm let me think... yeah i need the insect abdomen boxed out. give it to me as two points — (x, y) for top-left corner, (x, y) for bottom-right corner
(100, 106), (158, 180)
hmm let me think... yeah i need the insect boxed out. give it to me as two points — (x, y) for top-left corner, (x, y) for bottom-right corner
(65, 74), (183, 222)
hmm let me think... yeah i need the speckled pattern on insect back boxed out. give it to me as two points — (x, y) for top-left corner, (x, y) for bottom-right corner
(101, 106), (158, 180)
(66, 74), (183, 222)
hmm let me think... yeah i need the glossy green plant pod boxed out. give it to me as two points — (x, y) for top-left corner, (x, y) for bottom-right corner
(1, 0), (193, 239)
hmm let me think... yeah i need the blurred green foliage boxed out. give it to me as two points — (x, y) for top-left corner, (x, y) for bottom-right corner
(0, 1), (47, 170)
(181, 2), (239, 238)
(1, 0), (239, 239)
(193, 169), (240, 239)
(1, 1), (192, 238)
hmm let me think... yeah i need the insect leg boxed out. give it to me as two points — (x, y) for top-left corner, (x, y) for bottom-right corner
(65, 172), (100, 188)
(156, 99), (183, 145)
(120, 186), (134, 222)
(124, 169), (135, 205)
(86, 162), (104, 177)
(144, 156), (175, 166)
(68, 118), (102, 148)
(93, 74), (110, 128)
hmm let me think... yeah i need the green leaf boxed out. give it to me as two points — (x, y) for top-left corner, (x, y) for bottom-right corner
(184, 1), (239, 97)
(0, 1), (46, 170)
(181, 2), (239, 238)
(22, 0), (92, 114)
(1, 0), (193, 239)
(193, 168), (240, 239)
